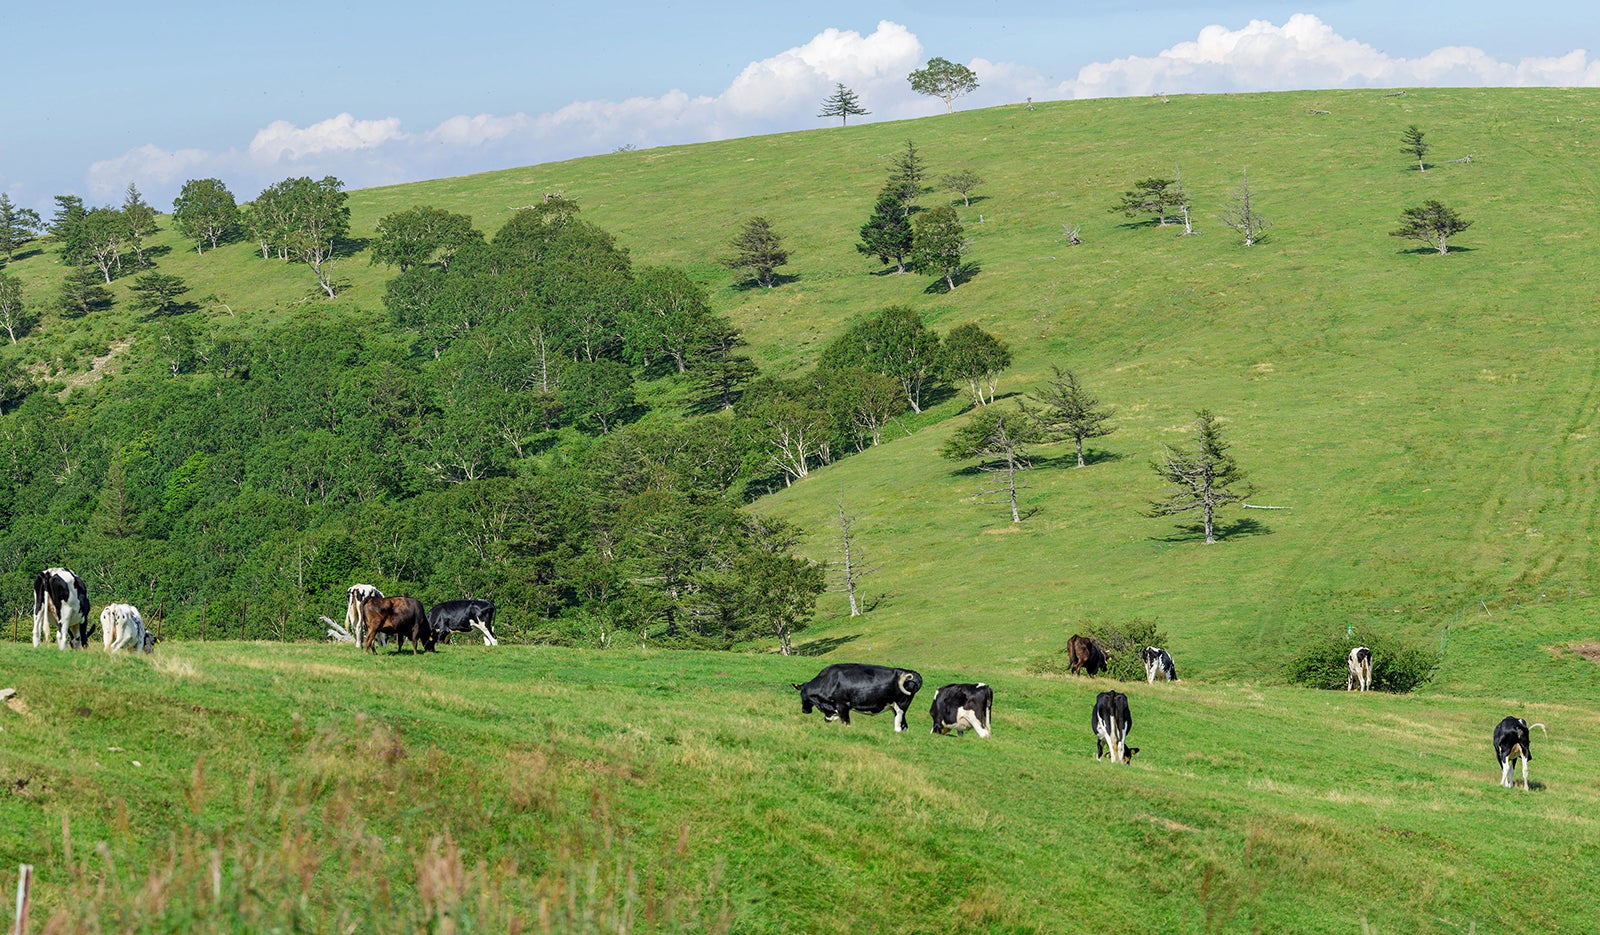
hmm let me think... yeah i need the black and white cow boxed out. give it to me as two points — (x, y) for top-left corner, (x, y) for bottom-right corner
(428, 599), (498, 646)
(1493, 716), (1546, 790)
(1143, 647), (1177, 684)
(33, 567), (91, 650)
(101, 603), (154, 654)
(930, 683), (993, 738)
(1347, 646), (1373, 692)
(347, 584), (386, 648)
(1091, 690), (1137, 763)
(793, 664), (923, 733)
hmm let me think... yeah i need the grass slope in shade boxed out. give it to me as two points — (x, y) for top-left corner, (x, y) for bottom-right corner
(2, 642), (1598, 933)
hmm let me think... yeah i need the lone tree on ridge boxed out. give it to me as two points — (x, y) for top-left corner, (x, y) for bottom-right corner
(908, 57), (979, 113)
(819, 84), (870, 126)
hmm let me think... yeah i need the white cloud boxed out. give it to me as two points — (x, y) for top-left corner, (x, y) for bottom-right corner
(1056, 14), (1600, 98)
(248, 113), (408, 161)
(71, 16), (1600, 210)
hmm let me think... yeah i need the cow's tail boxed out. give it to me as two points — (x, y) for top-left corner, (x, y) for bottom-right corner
(1530, 722), (1548, 735)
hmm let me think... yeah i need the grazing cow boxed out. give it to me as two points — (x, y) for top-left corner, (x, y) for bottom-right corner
(346, 584), (386, 648)
(1067, 634), (1107, 676)
(1347, 646), (1373, 692)
(1493, 716), (1547, 790)
(793, 664), (923, 733)
(428, 599), (498, 646)
(1143, 646), (1178, 684)
(360, 595), (434, 655)
(100, 603), (153, 654)
(1091, 690), (1138, 763)
(33, 567), (91, 650)
(930, 683), (993, 738)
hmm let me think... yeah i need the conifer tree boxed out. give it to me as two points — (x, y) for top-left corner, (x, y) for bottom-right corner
(1149, 410), (1253, 544)
(818, 84), (869, 126)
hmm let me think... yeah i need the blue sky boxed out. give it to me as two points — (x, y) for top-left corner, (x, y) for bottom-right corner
(5, 1), (1598, 214)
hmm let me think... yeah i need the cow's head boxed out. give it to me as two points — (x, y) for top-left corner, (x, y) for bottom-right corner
(1122, 746), (1140, 764)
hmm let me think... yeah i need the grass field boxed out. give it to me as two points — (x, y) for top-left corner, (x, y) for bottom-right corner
(5, 87), (1600, 930)
(3, 637), (1598, 933)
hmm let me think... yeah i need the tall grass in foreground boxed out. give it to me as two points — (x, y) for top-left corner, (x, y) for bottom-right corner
(13, 716), (730, 934)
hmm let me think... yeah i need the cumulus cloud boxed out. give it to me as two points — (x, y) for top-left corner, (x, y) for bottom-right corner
(248, 113), (408, 161)
(1056, 14), (1600, 98)
(69, 16), (1600, 209)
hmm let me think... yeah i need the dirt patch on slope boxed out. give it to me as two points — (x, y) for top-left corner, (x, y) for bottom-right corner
(1565, 641), (1600, 664)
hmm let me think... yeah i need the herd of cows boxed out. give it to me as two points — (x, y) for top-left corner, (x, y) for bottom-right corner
(29, 567), (1546, 790)
(790, 635), (1547, 791)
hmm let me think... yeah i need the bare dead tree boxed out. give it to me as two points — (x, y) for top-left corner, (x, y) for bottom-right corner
(1218, 170), (1270, 246)
(831, 502), (876, 617)
(1062, 223), (1082, 246)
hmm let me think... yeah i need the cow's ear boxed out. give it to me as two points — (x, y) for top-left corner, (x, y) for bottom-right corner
(791, 683), (803, 691)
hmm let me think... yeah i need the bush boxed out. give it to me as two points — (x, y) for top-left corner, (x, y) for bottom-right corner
(1283, 625), (1437, 693)
(1026, 617), (1170, 682)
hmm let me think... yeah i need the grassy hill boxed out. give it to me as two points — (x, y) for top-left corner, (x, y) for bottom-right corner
(5, 87), (1600, 930)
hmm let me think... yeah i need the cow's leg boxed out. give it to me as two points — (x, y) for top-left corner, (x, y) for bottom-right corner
(58, 613), (71, 651)
(1500, 755), (1513, 788)
(890, 702), (906, 732)
(837, 706), (851, 725)
(33, 611), (44, 648)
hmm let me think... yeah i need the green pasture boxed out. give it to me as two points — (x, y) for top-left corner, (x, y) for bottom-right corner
(3, 639), (1597, 933)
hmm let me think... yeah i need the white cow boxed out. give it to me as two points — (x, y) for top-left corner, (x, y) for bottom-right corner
(1347, 646), (1373, 692)
(33, 567), (91, 650)
(346, 584), (386, 647)
(101, 603), (153, 653)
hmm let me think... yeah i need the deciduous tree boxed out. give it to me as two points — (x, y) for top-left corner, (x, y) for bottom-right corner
(724, 216), (789, 289)
(1149, 410), (1253, 544)
(908, 57), (979, 113)
(0, 272), (38, 343)
(821, 304), (942, 413)
(79, 208), (132, 283)
(171, 178), (241, 254)
(371, 205), (480, 272)
(1392, 199), (1471, 254)
(939, 323), (1011, 407)
(942, 169), (983, 206)
(910, 204), (969, 291)
(818, 83), (869, 126)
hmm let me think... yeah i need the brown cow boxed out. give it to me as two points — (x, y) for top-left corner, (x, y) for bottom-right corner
(361, 596), (435, 655)
(1067, 634), (1106, 676)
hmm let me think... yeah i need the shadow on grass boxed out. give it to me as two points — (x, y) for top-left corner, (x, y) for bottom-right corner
(920, 262), (982, 295)
(1395, 245), (1476, 256)
(1151, 516), (1272, 544)
(793, 633), (862, 657)
(731, 272), (800, 292)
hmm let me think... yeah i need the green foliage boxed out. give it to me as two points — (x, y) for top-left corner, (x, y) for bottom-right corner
(723, 216), (789, 288)
(820, 304), (942, 413)
(907, 57), (979, 112)
(1091, 618), (1172, 681)
(856, 185), (914, 272)
(127, 272), (191, 316)
(1392, 199), (1472, 254)
(0, 271), (38, 344)
(910, 203), (968, 290)
(1283, 625), (1438, 693)
(370, 204), (480, 272)
(1149, 410), (1253, 544)
(0, 192), (43, 261)
(56, 264), (113, 316)
(1029, 365), (1115, 467)
(818, 83), (869, 126)
(1113, 176), (1187, 226)
(1401, 124), (1430, 171)
(249, 176), (351, 296)
(171, 177), (241, 253)
(938, 322), (1011, 407)
(941, 169), (983, 206)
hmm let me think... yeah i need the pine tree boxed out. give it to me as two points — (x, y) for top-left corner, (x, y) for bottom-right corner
(723, 216), (789, 288)
(818, 84), (869, 126)
(1401, 125), (1429, 172)
(857, 185), (914, 273)
(1029, 366), (1115, 467)
(1149, 410), (1253, 544)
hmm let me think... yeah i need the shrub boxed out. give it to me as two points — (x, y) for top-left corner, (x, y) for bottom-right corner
(1283, 625), (1437, 693)
(1026, 618), (1170, 682)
